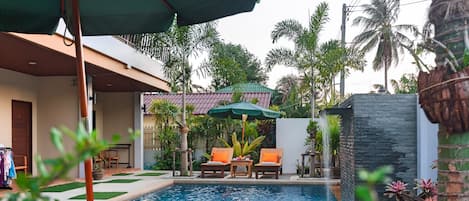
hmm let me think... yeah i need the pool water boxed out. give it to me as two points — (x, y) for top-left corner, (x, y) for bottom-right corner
(133, 184), (336, 201)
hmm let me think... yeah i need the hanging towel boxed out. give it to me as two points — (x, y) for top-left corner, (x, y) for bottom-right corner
(0, 152), (5, 186)
(3, 150), (10, 181)
(7, 151), (16, 179)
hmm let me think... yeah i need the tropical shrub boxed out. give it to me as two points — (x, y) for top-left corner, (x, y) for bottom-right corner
(219, 133), (265, 158)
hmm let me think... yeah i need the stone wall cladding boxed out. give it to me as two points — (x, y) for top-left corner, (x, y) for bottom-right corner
(340, 94), (417, 201)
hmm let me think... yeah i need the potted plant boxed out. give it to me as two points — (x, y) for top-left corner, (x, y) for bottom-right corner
(306, 120), (318, 153)
(295, 160), (310, 175)
(92, 156), (105, 180)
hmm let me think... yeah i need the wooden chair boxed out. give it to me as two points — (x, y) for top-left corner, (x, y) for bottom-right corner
(106, 150), (120, 168)
(200, 148), (233, 178)
(254, 148), (283, 179)
(14, 155), (28, 173)
(94, 151), (106, 168)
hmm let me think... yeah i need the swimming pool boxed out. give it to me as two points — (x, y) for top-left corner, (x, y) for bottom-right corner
(133, 184), (336, 201)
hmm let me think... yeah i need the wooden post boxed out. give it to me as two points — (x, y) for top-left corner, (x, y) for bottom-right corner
(72, 0), (94, 200)
(172, 150), (176, 176)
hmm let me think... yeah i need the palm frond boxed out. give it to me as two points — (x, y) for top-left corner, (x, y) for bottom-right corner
(394, 24), (418, 37)
(373, 41), (385, 71)
(306, 2), (329, 51)
(271, 19), (304, 43)
(309, 2), (329, 35)
(352, 30), (379, 51)
(265, 48), (297, 70)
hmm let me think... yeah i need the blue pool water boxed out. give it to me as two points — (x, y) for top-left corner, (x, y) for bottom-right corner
(133, 184), (336, 201)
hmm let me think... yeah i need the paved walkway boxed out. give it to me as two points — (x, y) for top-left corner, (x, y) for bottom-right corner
(1, 170), (341, 201)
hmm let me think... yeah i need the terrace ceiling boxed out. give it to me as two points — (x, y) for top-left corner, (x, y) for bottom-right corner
(0, 33), (169, 92)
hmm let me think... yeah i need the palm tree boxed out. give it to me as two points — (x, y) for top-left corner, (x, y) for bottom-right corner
(136, 22), (218, 175)
(148, 100), (180, 165)
(276, 75), (302, 103)
(352, 0), (417, 93)
(315, 40), (365, 105)
(266, 2), (330, 118)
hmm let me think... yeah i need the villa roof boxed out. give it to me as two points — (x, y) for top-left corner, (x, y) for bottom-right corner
(216, 83), (275, 94)
(143, 92), (272, 115)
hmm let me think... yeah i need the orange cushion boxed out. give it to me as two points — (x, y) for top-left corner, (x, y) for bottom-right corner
(261, 152), (279, 163)
(212, 151), (229, 163)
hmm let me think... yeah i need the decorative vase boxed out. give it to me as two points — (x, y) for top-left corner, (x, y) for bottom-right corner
(92, 169), (104, 180)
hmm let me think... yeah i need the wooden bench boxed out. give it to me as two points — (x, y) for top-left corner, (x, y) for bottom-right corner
(14, 155), (28, 173)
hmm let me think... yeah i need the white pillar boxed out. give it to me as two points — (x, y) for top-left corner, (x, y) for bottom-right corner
(133, 92), (144, 169)
(416, 98), (438, 181)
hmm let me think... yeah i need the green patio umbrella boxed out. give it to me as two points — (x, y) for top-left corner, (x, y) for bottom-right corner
(208, 102), (280, 145)
(0, 0), (257, 36)
(208, 102), (281, 120)
(0, 1), (257, 200)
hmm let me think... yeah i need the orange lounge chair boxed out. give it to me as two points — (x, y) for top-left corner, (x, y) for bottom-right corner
(200, 147), (233, 178)
(254, 148), (283, 179)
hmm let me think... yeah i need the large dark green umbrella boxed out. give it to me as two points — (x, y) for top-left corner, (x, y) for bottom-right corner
(208, 101), (280, 147)
(0, 1), (257, 200)
(208, 102), (281, 120)
(0, 0), (257, 36)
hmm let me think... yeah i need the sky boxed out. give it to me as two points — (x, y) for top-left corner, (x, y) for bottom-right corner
(191, 0), (433, 94)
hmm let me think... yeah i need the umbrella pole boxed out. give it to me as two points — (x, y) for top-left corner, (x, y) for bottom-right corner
(241, 114), (248, 149)
(72, 0), (94, 200)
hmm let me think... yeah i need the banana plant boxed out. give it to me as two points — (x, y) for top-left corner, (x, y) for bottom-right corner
(219, 133), (265, 158)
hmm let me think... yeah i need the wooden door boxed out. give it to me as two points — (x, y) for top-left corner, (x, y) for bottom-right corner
(12, 100), (32, 173)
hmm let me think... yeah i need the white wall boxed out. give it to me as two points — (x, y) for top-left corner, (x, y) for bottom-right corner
(37, 76), (79, 178)
(417, 102), (438, 182)
(101, 92), (134, 167)
(276, 118), (310, 174)
(0, 69), (38, 148)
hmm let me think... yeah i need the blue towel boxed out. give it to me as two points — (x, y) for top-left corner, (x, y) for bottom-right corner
(8, 153), (16, 179)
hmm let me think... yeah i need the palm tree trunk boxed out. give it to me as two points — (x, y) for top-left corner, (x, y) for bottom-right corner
(384, 63), (389, 93)
(311, 68), (315, 119)
(180, 58), (188, 176)
(438, 126), (469, 201)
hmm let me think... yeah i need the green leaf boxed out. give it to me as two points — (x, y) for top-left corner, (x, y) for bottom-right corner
(202, 152), (211, 160)
(35, 155), (49, 178)
(233, 140), (242, 157)
(463, 48), (469, 68)
(356, 186), (373, 201)
(112, 134), (121, 143)
(242, 141), (250, 155)
(50, 128), (65, 154)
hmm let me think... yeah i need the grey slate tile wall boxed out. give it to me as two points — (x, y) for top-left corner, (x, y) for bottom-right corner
(340, 94), (417, 201)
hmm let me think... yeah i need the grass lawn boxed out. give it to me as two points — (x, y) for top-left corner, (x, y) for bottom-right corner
(70, 192), (127, 200)
(41, 182), (85, 192)
(112, 173), (133, 176)
(100, 179), (140, 183)
(135, 172), (165, 176)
